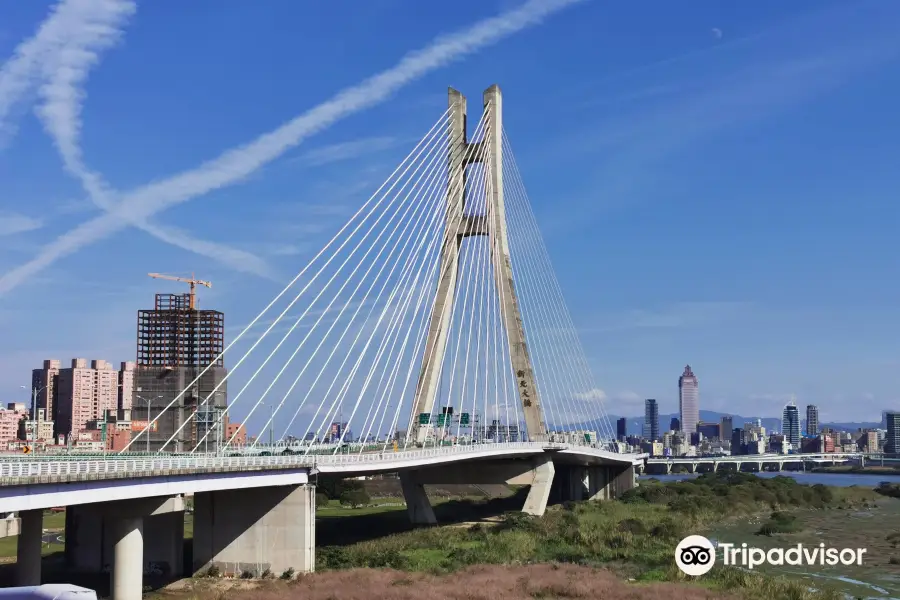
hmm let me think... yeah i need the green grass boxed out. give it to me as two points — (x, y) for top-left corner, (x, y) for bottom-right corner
(0, 510), (66, 561)
(316, 472), (880, 600)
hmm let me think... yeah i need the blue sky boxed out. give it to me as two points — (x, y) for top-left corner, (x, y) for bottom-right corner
(0, 0), (898, 436)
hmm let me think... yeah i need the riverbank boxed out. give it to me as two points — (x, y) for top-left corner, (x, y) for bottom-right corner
(810, 464), (900, 475)
(706, 496), (900, 597)
(307, 472), (879, 600)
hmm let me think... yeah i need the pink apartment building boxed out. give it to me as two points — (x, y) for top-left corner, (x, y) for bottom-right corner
(51, 359), (135, 436)
(0, 403), (28, 445)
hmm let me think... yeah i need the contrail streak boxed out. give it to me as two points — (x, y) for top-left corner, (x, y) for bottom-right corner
(0, 0), (586, 296)
(28, 0), (277, 278)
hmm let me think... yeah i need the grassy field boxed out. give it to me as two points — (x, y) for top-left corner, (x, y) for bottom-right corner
(0, 510), (66, 563)
(3, 474), (895, 600)
(313, 472), (883, 600)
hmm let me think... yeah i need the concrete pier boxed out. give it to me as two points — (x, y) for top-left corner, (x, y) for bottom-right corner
(193, 484), (315, 577)
(399, 472), (437, 525)
(111, 517), (143, 600)
(521, 455), (555, 516)
(65, 496), (185, 577)
(587, 464), (635, 501)
(16, 509), (43, 586)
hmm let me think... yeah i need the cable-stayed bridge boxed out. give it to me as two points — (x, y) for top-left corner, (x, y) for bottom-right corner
(1, 85), (644, 599)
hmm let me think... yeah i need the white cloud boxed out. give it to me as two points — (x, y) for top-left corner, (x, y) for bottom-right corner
(294, 136), (400, 167)
(575, 388), (643, 411)
(0, 212), (43, 236)
(0, 0), (587, 297)
(574, 387), (606, 401)
(264, 243), (310, 257)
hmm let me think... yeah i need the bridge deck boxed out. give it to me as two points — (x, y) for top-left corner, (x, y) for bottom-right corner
(0, 442), (642, 486)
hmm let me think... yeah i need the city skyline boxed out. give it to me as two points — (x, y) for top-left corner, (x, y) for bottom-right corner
(1, 1), (900, 423)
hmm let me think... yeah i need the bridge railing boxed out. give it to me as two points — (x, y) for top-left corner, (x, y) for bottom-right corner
(0, 441), (637, 481)
(0, 441), (569, 479)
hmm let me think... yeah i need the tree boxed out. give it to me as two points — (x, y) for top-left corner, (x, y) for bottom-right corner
(339, 488), (370, 508)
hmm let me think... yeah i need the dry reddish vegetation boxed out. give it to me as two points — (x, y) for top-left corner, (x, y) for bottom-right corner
(184, 565), (730, 600)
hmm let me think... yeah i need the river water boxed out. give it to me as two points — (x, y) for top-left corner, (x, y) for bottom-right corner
(639, 471), (900, 487)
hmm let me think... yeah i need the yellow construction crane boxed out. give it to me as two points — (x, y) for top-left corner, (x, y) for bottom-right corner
(147, 273), (211, 310)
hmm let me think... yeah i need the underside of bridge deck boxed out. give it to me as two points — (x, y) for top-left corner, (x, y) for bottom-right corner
(396, 456), (635, 523)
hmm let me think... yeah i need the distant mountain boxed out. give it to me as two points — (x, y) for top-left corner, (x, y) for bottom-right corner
(592, 410), (881, 437)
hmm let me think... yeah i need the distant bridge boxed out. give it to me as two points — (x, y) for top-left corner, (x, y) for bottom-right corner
(641, 452), (886, 474)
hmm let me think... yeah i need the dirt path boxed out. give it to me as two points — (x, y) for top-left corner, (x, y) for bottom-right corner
(157, 564), (731, 600)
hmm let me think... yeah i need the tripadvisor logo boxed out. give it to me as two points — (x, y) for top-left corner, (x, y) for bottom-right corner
(675, 535), (868, 576)
(675, 535), (715, 576)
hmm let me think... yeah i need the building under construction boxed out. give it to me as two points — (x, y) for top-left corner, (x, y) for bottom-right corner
(133, 288), (228, 453)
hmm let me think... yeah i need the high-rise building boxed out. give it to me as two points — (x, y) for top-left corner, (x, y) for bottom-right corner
(805, 404), (819, 437)
(0, 403), (28, 445)
(134, 292), (228, 452)
(885, 412), (900, 454)
(670, 417), (681, 432)
(616, 417), (627, 441)
(31, 360), (60, 423)
(32, 359), (134, 438)
(697, 421), (720, 440)
(782, 401), (801, 448)
(643, 398), (659, 441)
(721, 415), (733, 440)
(731, 427), (746, 455)
(55, 359), (120, 436)
(118, 361), (135, 410)
(678, 365), (699, 436)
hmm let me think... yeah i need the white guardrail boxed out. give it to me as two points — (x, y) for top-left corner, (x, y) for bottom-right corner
(0, 441), (580, 480)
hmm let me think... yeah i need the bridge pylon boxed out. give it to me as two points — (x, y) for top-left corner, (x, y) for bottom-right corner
(410, 85), (546, 444)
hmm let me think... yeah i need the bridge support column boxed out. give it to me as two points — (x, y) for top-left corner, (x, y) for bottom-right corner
(587, 467), (610, 501)
(111, 516), (143, 600)
(65, 496), (184, 578)
(193, 484), (315, 577)
(16, 509), (42, 586)
(399, 472), (437, 525)
(522, 455), (555, 516)
(564, 466), (588, 501)
(611, 464), (636, 497)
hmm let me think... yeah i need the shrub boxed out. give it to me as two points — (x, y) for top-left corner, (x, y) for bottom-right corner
(280, 567), (295, 580)
(203, 565), (220, 578)
(618, 518), (647, 535)
(875, 482), (900, 499)
(339, 488), (370, 508)
(757, 511), (801, 536)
